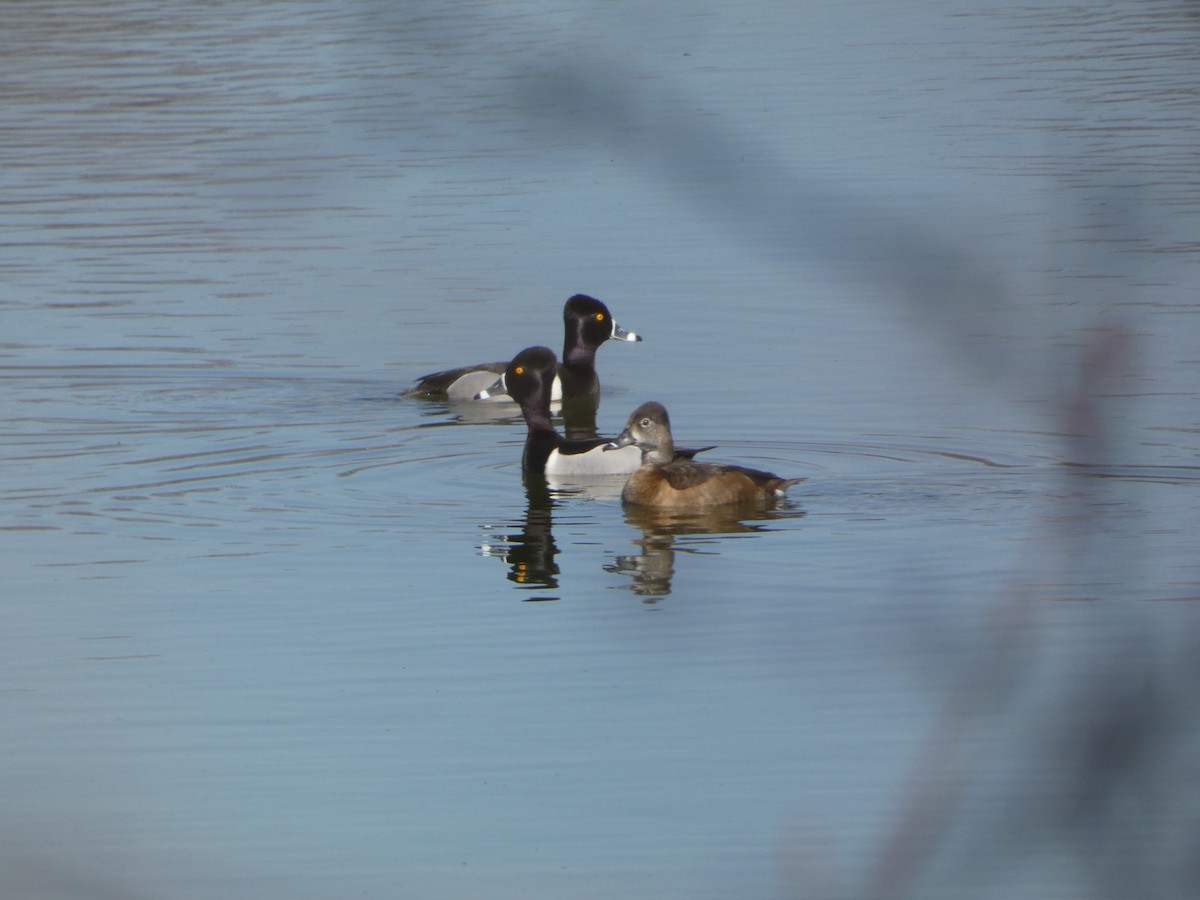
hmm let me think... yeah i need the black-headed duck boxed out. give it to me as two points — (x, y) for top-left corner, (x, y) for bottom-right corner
(405, 294), (640, 401)
(502, 348), (709, 476)
(606, 401), (801, 507)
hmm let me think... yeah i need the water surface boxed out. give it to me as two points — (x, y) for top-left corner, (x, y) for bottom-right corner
(3, 2), (1199, 898)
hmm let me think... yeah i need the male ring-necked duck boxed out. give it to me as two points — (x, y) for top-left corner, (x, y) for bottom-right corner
(606, 401), (802, 508)
(405, 294), (640, 401)
(502, 347), (709, 476)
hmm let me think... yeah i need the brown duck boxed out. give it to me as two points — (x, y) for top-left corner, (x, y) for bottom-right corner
(606, 401), (802, 508)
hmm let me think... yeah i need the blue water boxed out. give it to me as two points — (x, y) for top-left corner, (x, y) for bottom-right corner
(3, 2), (1199, 898)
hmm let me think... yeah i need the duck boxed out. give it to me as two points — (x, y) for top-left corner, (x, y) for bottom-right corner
(605, 401), (802, 508)
(405, 294), (640, 401)
(501, 348), (710, 476)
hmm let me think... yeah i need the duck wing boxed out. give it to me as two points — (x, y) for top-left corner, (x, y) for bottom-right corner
(405, 362), (506, 397)
(659, 459), (728, 490)
(662, 459), (802, 495)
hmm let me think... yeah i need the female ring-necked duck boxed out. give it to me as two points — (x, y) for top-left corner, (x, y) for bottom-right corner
(606, 401), (802, 508)
(502, 347), (709, 476)
(405, 294), (640, 401)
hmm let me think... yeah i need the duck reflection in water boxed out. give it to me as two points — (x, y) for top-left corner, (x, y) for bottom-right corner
(605, 502), (798, 599)
(479, 478), (562, 599)
(480, 477), (802, 600)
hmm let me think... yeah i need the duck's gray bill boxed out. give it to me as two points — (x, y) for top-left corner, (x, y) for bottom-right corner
(612, 320), (641, 342)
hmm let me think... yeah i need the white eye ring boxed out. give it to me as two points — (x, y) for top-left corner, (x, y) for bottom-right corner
(640, 418), (651, 427)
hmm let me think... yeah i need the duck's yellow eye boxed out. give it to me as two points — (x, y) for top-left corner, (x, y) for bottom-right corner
(595, 313), (605, 322)
(514, 366), (525, 375)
